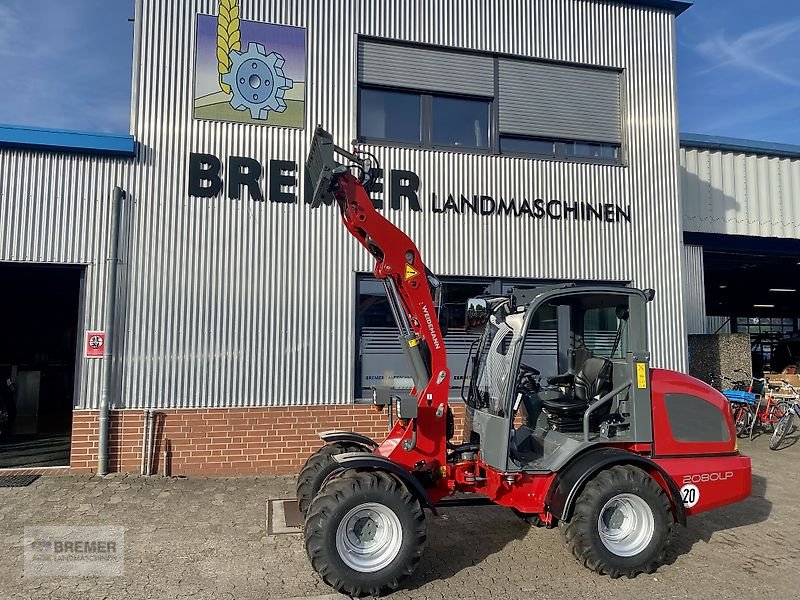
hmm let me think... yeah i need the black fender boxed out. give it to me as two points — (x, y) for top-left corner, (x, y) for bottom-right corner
(546, 447), (687, 526)
(318, 430), (379, 450)
(331, 452), (438, 514)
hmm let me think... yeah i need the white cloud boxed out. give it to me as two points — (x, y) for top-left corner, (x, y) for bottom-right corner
(0, 5), (21, 56)
(694, 19), (800, 88)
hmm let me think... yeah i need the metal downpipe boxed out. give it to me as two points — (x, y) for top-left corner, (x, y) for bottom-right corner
(97, 186), (125, 476)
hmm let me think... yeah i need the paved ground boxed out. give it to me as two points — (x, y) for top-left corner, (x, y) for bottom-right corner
(1, 434), (798, 600)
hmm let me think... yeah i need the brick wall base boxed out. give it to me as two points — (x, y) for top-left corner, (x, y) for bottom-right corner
(70, 405), (467, 476)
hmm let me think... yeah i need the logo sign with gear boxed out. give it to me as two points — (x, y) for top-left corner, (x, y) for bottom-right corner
(193, 1), (306, 127)
(222, 42), (293, 120)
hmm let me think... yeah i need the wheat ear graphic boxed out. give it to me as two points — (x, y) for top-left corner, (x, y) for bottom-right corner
(216, 0), (241, 94)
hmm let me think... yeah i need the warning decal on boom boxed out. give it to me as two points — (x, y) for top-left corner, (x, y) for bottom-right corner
(405, 264), (419, 280)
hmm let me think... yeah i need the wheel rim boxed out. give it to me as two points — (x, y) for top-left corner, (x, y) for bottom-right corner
(335, 502), (403, 573)
(597, 493), (655, 557)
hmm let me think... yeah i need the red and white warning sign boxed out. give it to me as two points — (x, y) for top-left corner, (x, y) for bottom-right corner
(85, 331), (106, 358)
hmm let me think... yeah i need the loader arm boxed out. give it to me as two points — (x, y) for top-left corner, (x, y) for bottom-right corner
(305, 126), (451, 487)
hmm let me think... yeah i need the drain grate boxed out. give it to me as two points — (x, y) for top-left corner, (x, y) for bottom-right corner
(0, 474), (41, 487)
(267, 499), (304, 535)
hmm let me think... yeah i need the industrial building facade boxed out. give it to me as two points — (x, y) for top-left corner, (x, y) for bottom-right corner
(4, 0), (795, 476)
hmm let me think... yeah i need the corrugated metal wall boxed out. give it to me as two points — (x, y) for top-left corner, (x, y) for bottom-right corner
(681, 146), (800, 238)
(0, 149), (132, 408)
(1, 0), (688, 409)
(682, 244), (706, 334)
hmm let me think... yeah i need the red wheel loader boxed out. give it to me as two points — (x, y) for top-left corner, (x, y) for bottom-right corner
(297, 126), (751, 596)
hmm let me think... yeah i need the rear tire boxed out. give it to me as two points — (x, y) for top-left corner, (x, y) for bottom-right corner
(304, 470), (426, 597)
(563, 465), (673, 578)
(296, 443), (367, 515)
(770, 412), (794, 450)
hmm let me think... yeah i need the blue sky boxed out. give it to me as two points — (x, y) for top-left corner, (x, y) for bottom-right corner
(676, 0), (800, 143)
(0, 0), (134, 134)
(0, 0), (798, 144)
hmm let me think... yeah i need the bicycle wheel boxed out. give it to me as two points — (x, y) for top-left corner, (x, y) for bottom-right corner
(770, 412), (794, 450)
(734, 406), (752, 438)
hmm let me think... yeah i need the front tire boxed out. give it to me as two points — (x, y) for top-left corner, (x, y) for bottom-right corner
(296, 443), (367, 515)
(563, 465), (673, 578)
(304, 470), (426, 596)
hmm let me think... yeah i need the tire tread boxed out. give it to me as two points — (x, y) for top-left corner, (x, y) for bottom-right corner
(304, 470), (426, 596)
(562, 464), (673, 579)
(296, 443), (363, 515)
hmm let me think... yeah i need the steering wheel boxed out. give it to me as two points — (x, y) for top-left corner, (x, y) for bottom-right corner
(517, 363), (541, 393)
(513, 364), (541, 420)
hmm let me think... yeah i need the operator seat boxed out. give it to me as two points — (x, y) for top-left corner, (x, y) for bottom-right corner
(540, 356), (613, 432)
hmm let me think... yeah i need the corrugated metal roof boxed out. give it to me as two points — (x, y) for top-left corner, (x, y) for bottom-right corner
(0, 124), (136, 157)
(611, 0), (692, 15)
(681, 133), (800, 160)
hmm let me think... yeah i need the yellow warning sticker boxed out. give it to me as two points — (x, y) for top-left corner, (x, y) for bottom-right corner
(408, 338), (419, 347)
(636, 362), (647, 389)
(404, 264), (419, 280)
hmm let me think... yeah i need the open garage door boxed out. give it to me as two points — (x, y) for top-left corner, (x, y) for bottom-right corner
(0, 263), (83, 468)
(692, 233), (800, 376)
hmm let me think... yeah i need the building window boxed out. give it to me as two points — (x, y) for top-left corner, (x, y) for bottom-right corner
(356, 276), (494, 399)
(566, 141), (620, 161)
(359, 88), (421, 144)
(734, 317), (799, 367)
(500, 136), (556, 157)
(500, 136), (621, 162)
(430, 96), (490, 149)
(359, 87), (490, 150)
(357, 37), (624, 165)
(355, 276), (628, 400)
(582, 304), (629, 359)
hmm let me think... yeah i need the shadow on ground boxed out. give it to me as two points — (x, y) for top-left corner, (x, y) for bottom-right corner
(0, 433), (71, 468)
(397, 471), (773, 586)
(770, 428), (799, 451)
(668, 473), (771, 561)
(404, 505), (530, 589)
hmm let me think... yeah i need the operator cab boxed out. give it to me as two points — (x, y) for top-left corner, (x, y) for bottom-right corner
(462, 285), (653, 473)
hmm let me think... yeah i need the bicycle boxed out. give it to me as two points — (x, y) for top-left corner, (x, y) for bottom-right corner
(747, 378), (788, 441)
(713, 372), (760, 438)
(770, 381), (800, 450)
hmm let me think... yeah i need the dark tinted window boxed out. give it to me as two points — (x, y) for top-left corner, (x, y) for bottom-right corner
(499, 136), (621, 163)
(357, 278), (395, 328)
(359, 88), (421, 143)
(664, 394), (731, 443)
(500, 136), (555, 156)
(431, 97), (490, 148)
(566, 141), (620, 160)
